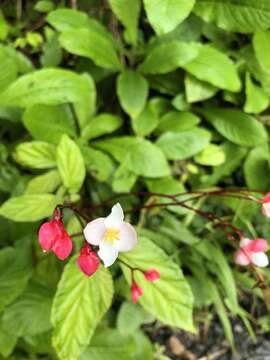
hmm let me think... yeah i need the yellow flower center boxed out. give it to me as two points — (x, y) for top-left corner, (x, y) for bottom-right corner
(104, 228), (120, 243)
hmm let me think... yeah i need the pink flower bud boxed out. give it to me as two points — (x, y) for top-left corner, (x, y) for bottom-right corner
(77, 244), (99, 277)
(235, 238), (269, 268)
(261, 193), (270, 217)
(131, 281), (143, 304)
(38, 219), (72, 260)
(144, 268), (160, 282)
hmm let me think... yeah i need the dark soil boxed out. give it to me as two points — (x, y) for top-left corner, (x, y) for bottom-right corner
(145, 318), (270, 360)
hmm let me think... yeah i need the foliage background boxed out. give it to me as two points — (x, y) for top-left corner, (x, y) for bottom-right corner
(1, 0), (270, 359)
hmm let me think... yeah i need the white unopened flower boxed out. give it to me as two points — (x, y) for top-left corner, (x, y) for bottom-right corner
(83, 203), (137, 267)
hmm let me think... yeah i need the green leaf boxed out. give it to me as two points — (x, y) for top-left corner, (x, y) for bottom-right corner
(59, 28), (122, 70)
(131, 103), (158, 136)
(133, 331), (154, 360)
(185, 74), (217, 103)
(156, 111), (200, 133)
(117, 70), (148, 118)
(183, 45), (241, 92)
(109, 0), (141, 45)
(0, 241), (32, 313)
(194, 144), (226, 166)
(80, 146), (114, 182)
(120, 237), (195, 332)
(51, 258), (113, 360)
(156, 129), (211, 160)
(23, 104), (76, 145)
(46, 9), (92, 31)
(0, 322), (17, 358)
(194, 0), (270, 33)
(26, 170), (61, 194)
(0, 69), (95, 113)
(81, 113), (123, 141)
(56, 134), (86, 194)
(200, 108), (268, 146)
(143, 0), (195, 35)
(125, 139), (170, 177)
(13, 141), (56, 169)
(0, 45), (17, 92)
(112, 163), (137, 192)
(80, 328), (136, 360)
(244, 72), (269, 114)
(139, 41), (199, 74)
(253, 30), (270, 73)
(0, 194), (59, 222)
(244, 146), (270, 190)
(117, 302), (152, 335)
(2, 282), (53, 337)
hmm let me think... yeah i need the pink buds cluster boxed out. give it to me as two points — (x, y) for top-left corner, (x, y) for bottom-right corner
(131, 268), (160, 304)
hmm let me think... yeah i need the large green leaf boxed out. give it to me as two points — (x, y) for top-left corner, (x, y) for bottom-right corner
(2, 282), (53, 337)
(80, 328), (136, 360)
(143, 0), (195, 35)
(183, 45), (241, 92)
(0, 317), (17, 358)
(156, 129), (211, 160)
(194, 0), (270, 33)
(59, 28), (122, 70)
(23, 104), (77, 144)
(0, 194), (59, 222)
(0, 69), (95, 114)
(51, 258), (113, 360)
(139, 41), (199, 74)
(109, 0), (141, 45)
(0, 44), (17, 92)
(125, 139), (170, 177)
(200, 108), (268, 146)
(120, 237), (195, 332)
(13, 141), (56, 169)
(0, 241), (32, 313)
(117, 70), (148, 118)
(56, 134), (86, 194)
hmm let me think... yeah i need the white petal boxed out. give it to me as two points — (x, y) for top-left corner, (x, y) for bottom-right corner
(83, 218), (106, 246)
(240, 238), (252, 248)
(116, 222), (137, 252)
(98, 241), (119, 267)
(262, 203), (270, 217)
(104, 203), (124, 229)
(251, 252), (269, 267)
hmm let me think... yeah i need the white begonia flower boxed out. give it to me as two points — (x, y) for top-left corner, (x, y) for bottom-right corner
(83, 203), (137, 267)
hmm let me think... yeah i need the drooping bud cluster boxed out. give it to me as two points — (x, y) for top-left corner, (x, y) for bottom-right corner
(235, 238), (269, 267)
(131, 268), (160, 304)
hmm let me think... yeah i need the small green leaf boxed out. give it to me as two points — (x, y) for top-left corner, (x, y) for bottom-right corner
(139, 41), (199, 74)
(0, 194), (59, 222)
(244, 72), (269, 114)
(184, 45), (241, 92)
(131, 103), (158, 136)
(195, 144), (226, 166)
(112, 163), (137, 192)
(81, 113), (123, 141)
(156, 129), (211, 160)
(26, 170), (61, 194)
(23, 104), (76, 144)
(117, 70), (148, 118)
(109, 0), (141, 45)
(0, 317), (17, 357)
(51, 258), (113, 360)
(253, 30), (270, 73)
(57, 134), (86, 194)
(13, 141), (56, 169)
(156, 111), (200, 133)
(244, 146), (270, 190)
(185, 74), (217, 103)
(200, 108), (268, 146)
(120, 237), (195, 332)
(143, 0), (195, 35)
(2, 282), (53, 337)
(0, 44), (17, 92)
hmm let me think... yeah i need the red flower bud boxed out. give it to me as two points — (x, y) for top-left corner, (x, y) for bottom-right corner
(144, 268), (160, 282)
(131, 281), (143, 304)
(77, 244), (99, 277)
(38, 219), (72, 260)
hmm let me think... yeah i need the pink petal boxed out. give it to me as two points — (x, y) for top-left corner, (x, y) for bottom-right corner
(235, 249), (251, 266)
(117, 222), (137, 252)
(77, 251), (99, 276)
(84, 218), (106, 246)
(104, 203), (124, 229)
(52, 232), (73, 260)
(239, 238), (252, 248)
(262, 203), (270, 217)
(251, 252), (269, 267)
(262, 193), (270, 203)
(131, 282), (143, 304)
(249, 239), (268, 253)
